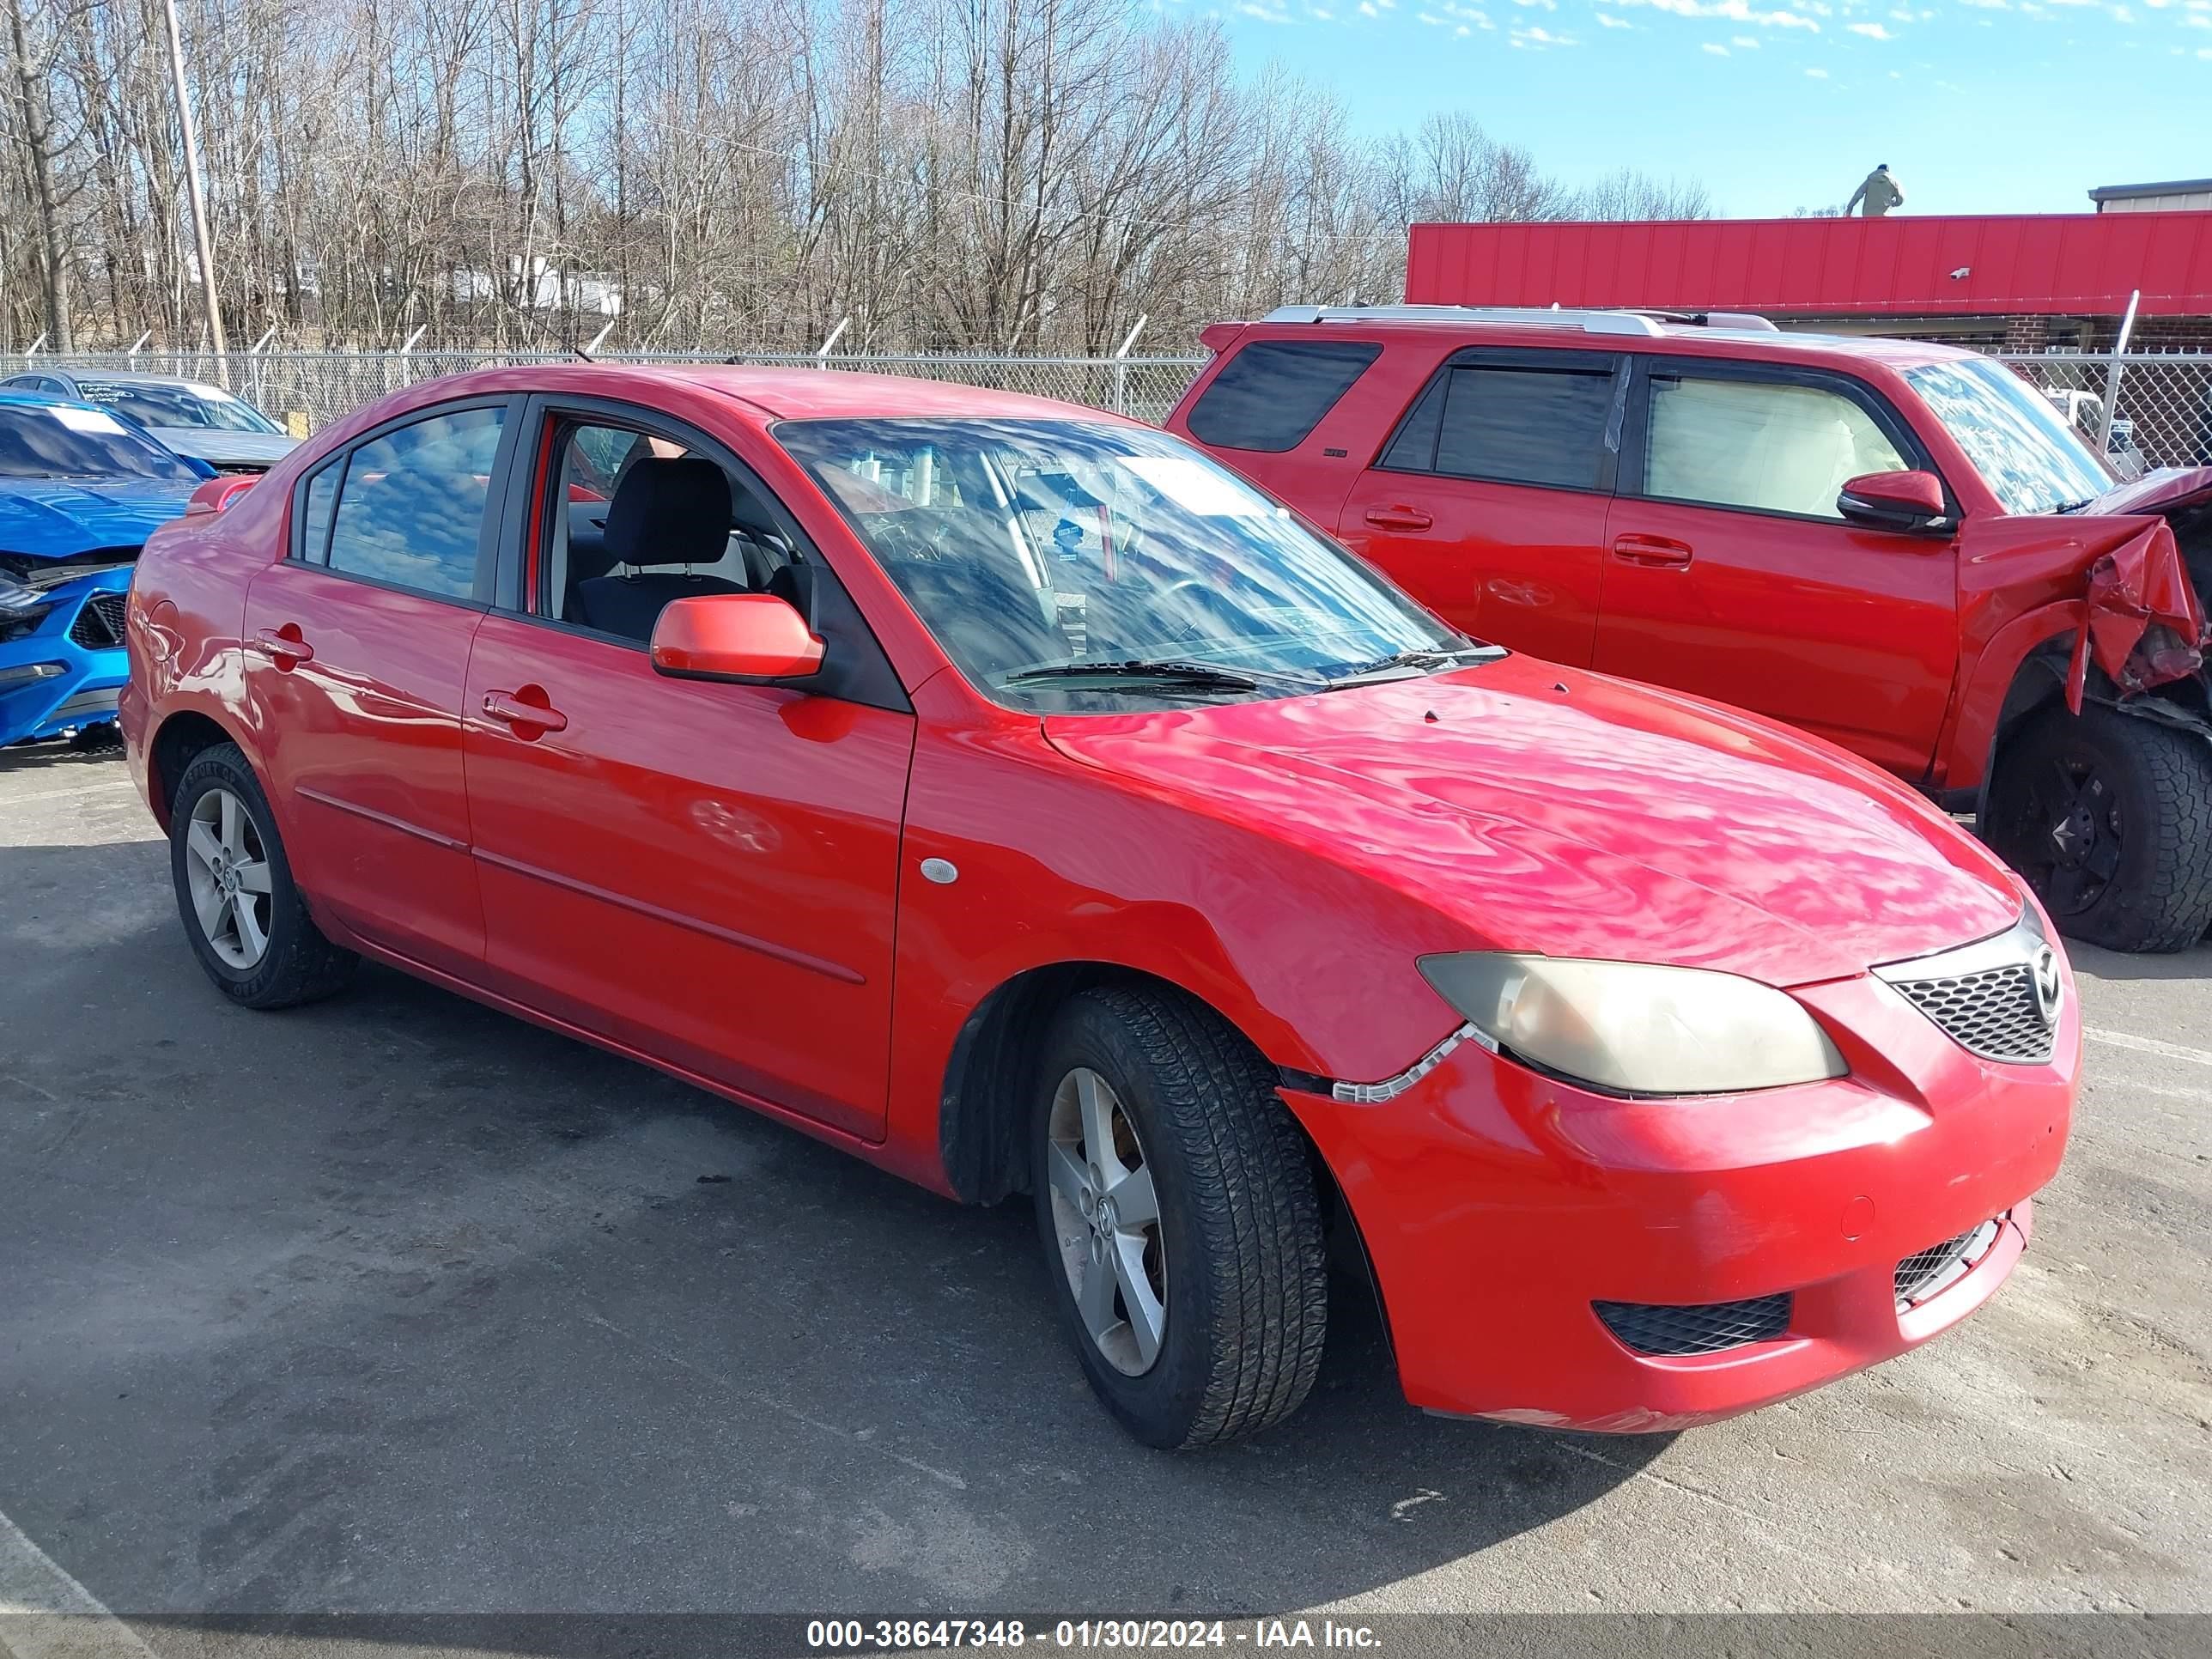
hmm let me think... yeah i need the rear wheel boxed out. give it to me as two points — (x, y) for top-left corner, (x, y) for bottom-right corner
(1031, 986), (1328, 1449)
(1985, 702), (2212, 953)
(169, 743), (357, 1006)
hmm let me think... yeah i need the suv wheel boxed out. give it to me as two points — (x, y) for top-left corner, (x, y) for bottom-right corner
(1030, 986), (1328, 1449)
(1985, 703), (2212, 952)
(170, 743), (358, 1006)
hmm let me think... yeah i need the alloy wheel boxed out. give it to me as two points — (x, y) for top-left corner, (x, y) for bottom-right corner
(185, 787), (275, 970)
(1044, 1066), (1167, 1376)
(2018, 754), (2123, 916)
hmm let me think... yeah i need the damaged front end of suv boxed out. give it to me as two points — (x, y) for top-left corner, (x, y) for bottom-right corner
(1971, 468), (2212, 953)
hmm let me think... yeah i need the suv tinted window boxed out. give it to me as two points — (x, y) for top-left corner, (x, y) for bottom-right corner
(325, 406), (505, 598)
(1186, 340), (1382, 453)
(1643, 374), (1907, 520)
(1430, 364), (1613, 489)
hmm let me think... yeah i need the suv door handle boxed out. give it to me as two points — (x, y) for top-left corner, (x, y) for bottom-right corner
(1364, 506), (1434, 532)
(482, 688), (568, 735)
(248, 626), (314, 666)
(1611, 534), (1694, 568)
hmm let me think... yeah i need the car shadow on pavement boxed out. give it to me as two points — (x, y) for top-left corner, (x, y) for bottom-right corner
(1, 836), (1666, 1616)
(2063, 938), (2212, 983)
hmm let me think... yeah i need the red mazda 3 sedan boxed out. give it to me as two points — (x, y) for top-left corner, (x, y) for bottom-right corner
(122, 366), (2076, 1449)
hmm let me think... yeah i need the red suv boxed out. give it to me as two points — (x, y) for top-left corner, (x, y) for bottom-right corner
(124, 365), (2074, 1448)
(1170, 307), (2212, 952)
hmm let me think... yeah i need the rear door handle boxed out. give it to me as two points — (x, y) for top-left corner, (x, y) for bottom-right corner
(482, 688), (568, 735)
(1611, 534), (1693, 568)
(249, 626), (314, 665)
(1363, 507), (1434, 532)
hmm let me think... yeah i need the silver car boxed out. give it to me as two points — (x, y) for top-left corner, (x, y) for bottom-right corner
(1, 370), (296, 473)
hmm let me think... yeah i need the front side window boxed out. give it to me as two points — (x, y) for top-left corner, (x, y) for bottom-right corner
(1903, 357), (2113, 515)
(1403, 363), (1615, 490)
(1643, 375), (1909, 520)
(1184, 341), (1382, 453)
(776, 417), (1465, 709)
(536, 418), (791, 641)
(323, 406), (505, 599)
(0, 402), (201, 481)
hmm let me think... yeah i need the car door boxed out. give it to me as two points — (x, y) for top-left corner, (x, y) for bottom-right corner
(1595, 360), (1959, 780)
(242, 397), (519, 973)
(461, 399), (915, 1139)
(1336, 349), (1622, 665)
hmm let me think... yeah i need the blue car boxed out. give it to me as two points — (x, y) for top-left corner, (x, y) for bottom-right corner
(0, 388), (210, 746)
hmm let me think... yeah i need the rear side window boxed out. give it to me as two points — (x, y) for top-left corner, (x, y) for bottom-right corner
(1382, 363), (1614, 490)
(1185, 340), (1382, 453)
(324, 406), (506, 599)
(1642, 375), (1908, 520)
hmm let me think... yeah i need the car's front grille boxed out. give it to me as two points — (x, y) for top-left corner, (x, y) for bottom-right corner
(1593, 1293), (1793, 1357)
(67, 592), (129, 650)
(1887, 962), (2053, 1063)
(1895, 1216), (2003, 1310)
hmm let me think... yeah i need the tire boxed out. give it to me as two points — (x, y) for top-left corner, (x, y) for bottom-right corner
(169, 742), (357, 1007)
(1985, 702), (2212, 953)
(1030, 985), (1328, 1449)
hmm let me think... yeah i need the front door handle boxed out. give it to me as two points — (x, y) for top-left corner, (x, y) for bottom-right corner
(1364, 506), (1435, 532)
(482, 688), (568, 735)
(1611, 534), (1694, 568)
(249, 626), (314, 666)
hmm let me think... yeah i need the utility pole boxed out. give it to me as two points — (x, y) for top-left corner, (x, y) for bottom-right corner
(159, 0), (228, 386)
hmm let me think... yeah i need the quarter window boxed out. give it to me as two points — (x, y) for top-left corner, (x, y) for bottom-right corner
(324, 406), (506, 598)
(1382, 363), (1615, 490)
(1643, 376), (1909, 520)
(1185, 341), (1382, 453)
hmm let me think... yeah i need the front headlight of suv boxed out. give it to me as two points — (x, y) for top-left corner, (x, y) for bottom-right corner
(1419, 953), (1848, 1097)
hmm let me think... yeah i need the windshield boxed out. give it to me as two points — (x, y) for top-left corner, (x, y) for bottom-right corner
(0, 403), (201, 481)
(75, 381), (281, 434)
(775, 417), (1468, 708)
(1904, 357), (2112, 514)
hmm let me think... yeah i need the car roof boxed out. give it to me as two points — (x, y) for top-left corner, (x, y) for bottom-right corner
(661, 364), (1138, 424)
(1231, 312), (1978, 371)
(47, 370), (237, 395)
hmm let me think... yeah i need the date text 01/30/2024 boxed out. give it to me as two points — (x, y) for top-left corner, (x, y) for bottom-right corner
(805, 1619), (1384, 1650)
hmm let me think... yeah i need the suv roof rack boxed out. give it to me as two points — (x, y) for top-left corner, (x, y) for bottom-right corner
(1260, 304), (1780, 337)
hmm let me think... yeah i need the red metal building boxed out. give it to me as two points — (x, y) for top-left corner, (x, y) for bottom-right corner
(1404, 211), (2212, 349)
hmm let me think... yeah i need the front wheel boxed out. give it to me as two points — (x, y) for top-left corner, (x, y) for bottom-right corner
(169, 742), (358, 1006)
(1031, 986), (1328, 1449)
(1985, 702), (2212, 953)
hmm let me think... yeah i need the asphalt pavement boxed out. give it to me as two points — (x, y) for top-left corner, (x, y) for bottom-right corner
(1, 741), (2207, 1647)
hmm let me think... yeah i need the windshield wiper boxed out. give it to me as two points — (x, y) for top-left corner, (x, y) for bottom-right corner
(1324, 645), (1506, 689)
(2051, 497), (2099, 514)
(1001, 659), (1295, 693)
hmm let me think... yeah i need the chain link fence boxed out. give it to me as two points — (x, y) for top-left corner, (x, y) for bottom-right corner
(0, 348), (1210, 434)
(9, 343), (2210, 472)
(1986, 351), (2212, 475)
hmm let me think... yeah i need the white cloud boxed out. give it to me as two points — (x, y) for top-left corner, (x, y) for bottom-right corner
(1358, 0), (1379, 11)
(1513, 0), (1558, 8)
(1846, 18), (1894, 32)
(1732, 29), (1761, 40)
(1596, 6), (1634, 17)
(1703, 38), (1731, 49)
(1509, 21), (1577, 40)
(2108, 3), (2135, 17)
(1957, 0), (2009, 8)
(1805, 63), (1830, 72)
(1598, 0), (1822, 31)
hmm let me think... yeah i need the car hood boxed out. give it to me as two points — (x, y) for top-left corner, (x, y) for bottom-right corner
(1042, 657), (2022, 988)
(0, 475), (202, 560)
(2086, 465), (2212, 519)
(142, 428), (296, 470)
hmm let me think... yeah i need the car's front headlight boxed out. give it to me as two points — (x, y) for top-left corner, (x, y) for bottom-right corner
(1419, 953), (1848, 1097)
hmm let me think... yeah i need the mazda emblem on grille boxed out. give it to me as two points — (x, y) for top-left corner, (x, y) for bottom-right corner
(1872, 913), (2059, 1065)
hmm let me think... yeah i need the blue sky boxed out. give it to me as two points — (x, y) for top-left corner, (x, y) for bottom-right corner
(1199, 0), (2212, 216)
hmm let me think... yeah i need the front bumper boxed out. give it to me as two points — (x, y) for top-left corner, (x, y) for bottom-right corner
(1282, 968), (2077, 1431)
(0, 568), (131, 744)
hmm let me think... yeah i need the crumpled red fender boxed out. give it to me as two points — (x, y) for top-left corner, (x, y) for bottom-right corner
(2067, 519), (2209, 713)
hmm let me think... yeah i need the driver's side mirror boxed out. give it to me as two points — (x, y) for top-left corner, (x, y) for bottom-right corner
(1838, 469), (1950, 536)
(650, 592), (823, 684)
